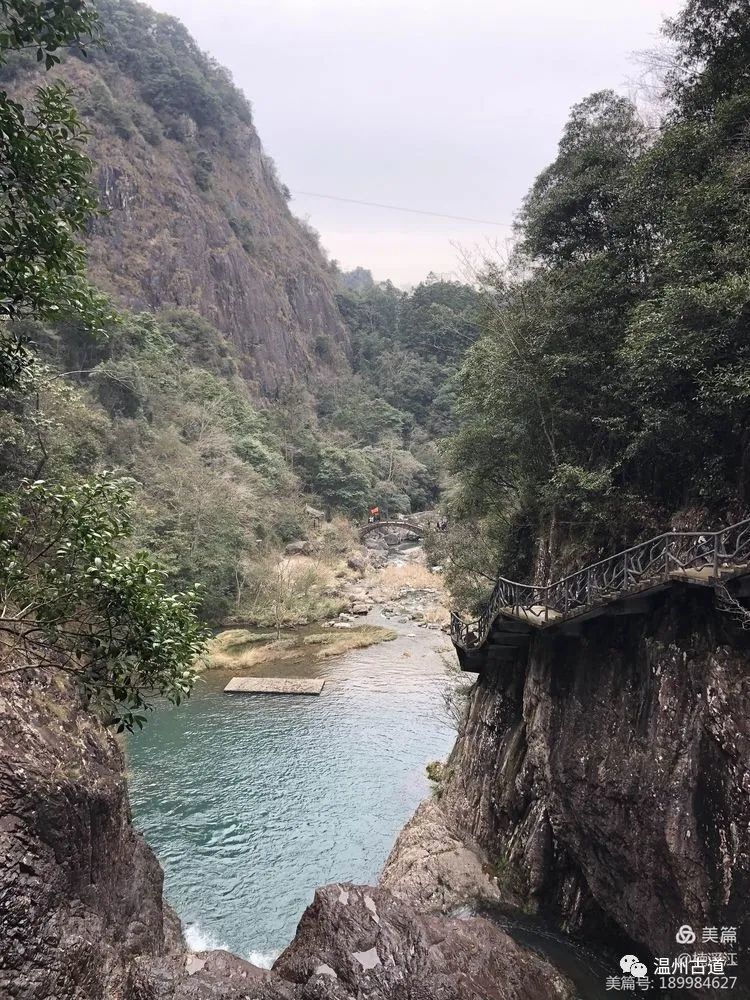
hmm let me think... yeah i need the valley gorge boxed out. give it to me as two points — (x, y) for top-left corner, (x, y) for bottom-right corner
(2, 0), (750, 997)
(3, 570), (750, 998)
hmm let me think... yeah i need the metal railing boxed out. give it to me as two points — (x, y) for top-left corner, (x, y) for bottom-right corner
(451, 519), (750, 651)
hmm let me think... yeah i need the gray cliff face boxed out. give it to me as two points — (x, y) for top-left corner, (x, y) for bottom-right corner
(0, 673), (180, 998)
(17, 52), (351, 397)
(440, 585), (750, 959)
(81, 67), (350, 397)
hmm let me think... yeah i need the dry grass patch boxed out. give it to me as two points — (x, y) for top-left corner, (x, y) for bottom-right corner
(206, 625), (397, 670)
(370, 562), (446, 599)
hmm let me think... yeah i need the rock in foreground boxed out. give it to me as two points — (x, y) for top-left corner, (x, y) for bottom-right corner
(381, 799), (501, 914)
(274, 883), (574, 1000)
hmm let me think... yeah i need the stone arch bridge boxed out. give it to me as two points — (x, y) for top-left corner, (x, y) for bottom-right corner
(358, 520), (422, 541)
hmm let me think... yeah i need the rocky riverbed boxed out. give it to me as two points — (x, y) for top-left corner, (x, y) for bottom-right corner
(328, 526), (450, 630)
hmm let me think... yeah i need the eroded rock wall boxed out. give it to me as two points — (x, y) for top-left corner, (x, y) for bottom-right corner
(0, 673), (180, 998)
(440, 585), (750, 958)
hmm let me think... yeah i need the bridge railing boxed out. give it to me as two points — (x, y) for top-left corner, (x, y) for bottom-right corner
(451, 518), (750, 650)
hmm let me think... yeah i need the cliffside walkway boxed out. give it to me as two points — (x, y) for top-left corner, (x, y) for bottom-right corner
(451, 519), (750, 669)
(359, 520), (422, 540)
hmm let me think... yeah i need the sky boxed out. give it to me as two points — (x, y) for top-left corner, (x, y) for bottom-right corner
(148, 0), (683, 287)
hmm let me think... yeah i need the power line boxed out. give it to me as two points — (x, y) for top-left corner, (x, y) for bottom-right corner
(291, 190), (514, 228)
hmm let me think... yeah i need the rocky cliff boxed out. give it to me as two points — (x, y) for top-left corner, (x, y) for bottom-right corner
(8, 0), (350, 396)
(439, 583), (750, 972)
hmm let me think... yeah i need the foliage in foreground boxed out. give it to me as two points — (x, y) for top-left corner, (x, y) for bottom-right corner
(0, 1), (207, 727)
(0, 0), (112, 389)
(0, 475), (207, 730)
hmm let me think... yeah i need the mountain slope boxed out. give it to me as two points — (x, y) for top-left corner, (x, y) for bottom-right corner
(7, 0), (349, 395)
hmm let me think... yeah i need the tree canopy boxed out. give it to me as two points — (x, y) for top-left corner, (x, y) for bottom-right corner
(0, 0), (110, 387)
(446, 6), (750, 603)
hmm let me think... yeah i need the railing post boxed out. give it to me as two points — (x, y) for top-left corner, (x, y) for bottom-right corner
(587, 568), (592, 605)
(714, 533), (719, 580)
(623, 551), (628, 588)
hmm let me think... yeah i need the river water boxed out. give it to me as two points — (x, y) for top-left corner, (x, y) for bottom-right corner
(127, 613), (457, 965)
(127, 608), (678, 998)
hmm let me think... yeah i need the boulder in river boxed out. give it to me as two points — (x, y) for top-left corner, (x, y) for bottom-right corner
(364, 533), (388, 551)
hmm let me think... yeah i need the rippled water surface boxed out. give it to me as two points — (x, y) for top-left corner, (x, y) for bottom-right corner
(127, 616), (456, 962)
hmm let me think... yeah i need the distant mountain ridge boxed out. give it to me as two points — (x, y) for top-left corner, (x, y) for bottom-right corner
(7, 0), (350, 395)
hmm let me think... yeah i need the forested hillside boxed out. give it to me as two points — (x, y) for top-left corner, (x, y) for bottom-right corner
(444, 0), (750, 608)
(0, 0), (480, 628)
(1, 267), (478, 623)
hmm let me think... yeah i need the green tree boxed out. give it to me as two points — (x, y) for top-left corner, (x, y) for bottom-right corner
(398, 276), (480, 361)
(0, 476), (207, 731)
(519, 91), (647, 265)
(451, 92), (650, 581)
(0, 3), (210, 724)
(665, 0), (750, 113)
(304, 444), (371, 515)
(0, 1), (111, 388)
(622, 0), (750, 510)
(447, 2), (750, 601)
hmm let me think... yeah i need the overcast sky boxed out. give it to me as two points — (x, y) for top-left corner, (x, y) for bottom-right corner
(148, 0), (682, 286)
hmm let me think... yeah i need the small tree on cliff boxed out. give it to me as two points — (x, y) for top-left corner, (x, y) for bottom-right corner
(0, 475), (208, 731)
(0, 0), (112, 388)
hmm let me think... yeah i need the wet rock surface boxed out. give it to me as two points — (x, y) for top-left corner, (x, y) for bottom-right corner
(440, 587), (750, 960)
(381, 800), (501, 914)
